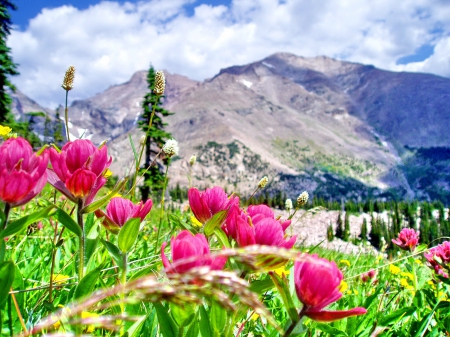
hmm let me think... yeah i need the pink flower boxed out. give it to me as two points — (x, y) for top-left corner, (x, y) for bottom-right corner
(224, 205), (296, 249)
(161, 230), (227, 274)
(95, 197), (153, 234)
(392, 228), (419, 251)
(361, 269), (377, 283)
(47, 139), (112, 205)
(424, 241), (450, 278)
(188, 186), (237, 224)
(294, 254), (367, 322)
(0, 137), (48, 207)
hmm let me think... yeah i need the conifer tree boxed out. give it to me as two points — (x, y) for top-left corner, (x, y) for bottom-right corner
(139, 66), (173, 201)
(360, 217), (368, 241)
(335, 212), (344, 239)
(0, 0), (18, 123)
(343, 212), (350, 241)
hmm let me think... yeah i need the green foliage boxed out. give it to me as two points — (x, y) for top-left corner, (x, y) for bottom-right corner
(0, 0), (18, 123)
(139, 66), (173, 201)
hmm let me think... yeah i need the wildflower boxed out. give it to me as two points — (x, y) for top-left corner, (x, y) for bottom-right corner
(258, 176), (268, 188)
(52, 274), (70, 284)
(61, 65), (75, 91)
(190, 215), (203, 227)
(162, 139), (179, 157)
(400, 271), (414, 282)
(47, 139), (112, 206)
(340, 260), (351, 267)
(0, 125), (12, 137)
(399, 278), (414, 291)
(294, 254), (367, 322)
(424, 241), (450, 278)
(223, 204), (296, 249)
(389, 264), (400, 275)
(338, 280), (348, 293)
(273, 265), (291, 276)
(154, 70), (165, 96)
(189, 155), (196, 166)
(392, 228), (419, 251)
(285, 198), (293, 211)
(0, 137), (49, 207)
(95, 197), (153, 234)
(161, 230), (227, 274)
(296, 191), (309, 207)
(139, 135), (146, 146)
(188, 186), (238, 224)
(361, 269), (377, 282)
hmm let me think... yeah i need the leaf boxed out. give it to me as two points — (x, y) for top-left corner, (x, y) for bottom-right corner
(185, 314), (200, 337)
(81, 176), (129, 214)
(74, 264), (102, 300)
(250, 276), (274, 294)
(118, 218), (141, 253)
(270, 272), (299, 323)
(154, 302), (179, 337)
(379, 306), (416, 326)
(0, 261), (15, 306)
(168, 213), (198, 234)
(316, 324), (348, 336)
(127, 314), (149, 337)
(170, 302), (195, 327)
(0, 205), (56, 239)
(129, 263), (159, 281)
(199, 305), (212, 337)
(213, 227), (230, 248)
(211, 301), (227, 333)
(53, 207), (82, 237)
(204, 210), (228, 236)
(101, 239), (123, 269)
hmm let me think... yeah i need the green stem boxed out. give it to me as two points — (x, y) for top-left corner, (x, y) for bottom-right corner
(77, 199), (85, 280)
(132, 97), (159, 200)
(120, 252), (127, 335)
(3, 203), (11, 230)
(64, 90), (70, 142)
(284, 311), (303, 337)
(154, 160), (170, 255)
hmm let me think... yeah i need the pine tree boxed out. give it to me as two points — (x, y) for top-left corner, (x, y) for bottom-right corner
(139, 66), (173, 202)
(335, 212), (344, 239)
(0, 0), (18, 123)
(343, 212), (350, 241)
(53, 107), (65, 147)
(360, 217), (368, 241)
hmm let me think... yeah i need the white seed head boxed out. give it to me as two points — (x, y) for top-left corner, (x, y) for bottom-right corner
(162, 139), (179, 157)
(296, 191), (309, 206)
(258, 176), (269, 188)
(189, 154), (196, 166)
(140, 135), (146, 146)
(285, 199), (293, 211)
(154, 70), (165, 96)
(61, 65), (75, 91)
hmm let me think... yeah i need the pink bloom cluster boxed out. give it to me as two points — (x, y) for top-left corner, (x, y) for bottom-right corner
(0, 137), (48, 207)
(95, 197), (153, 233)
(392, 228), (419, 251)
(223, 204), (296, 248)
(47, 139), (112, 206)
(161, 230), (227, 274)
(424, 241), (450, 278)
(360, 269), (377, 283)
(188, 186), (238, 224)
(294, 254), (367, 322)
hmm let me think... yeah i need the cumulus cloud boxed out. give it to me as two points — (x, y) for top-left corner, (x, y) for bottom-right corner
(8, 0), (450, 108)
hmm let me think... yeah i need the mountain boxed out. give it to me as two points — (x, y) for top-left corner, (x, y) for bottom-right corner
(10, 52), (450, 203)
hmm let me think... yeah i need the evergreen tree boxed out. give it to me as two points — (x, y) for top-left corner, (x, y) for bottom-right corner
(335, 212), (344, 239)
(43, 113), (52, 144)
(360, 217), (368, 241)
(53, 107), (65, 147)
(0, 0), (18, 123)
(343, 212), (350, 241)
(139, 66), (173, 202)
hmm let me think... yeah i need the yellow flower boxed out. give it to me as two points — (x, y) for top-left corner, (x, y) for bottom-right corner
(191, 215), (203, 227)
(389, 264), (400, 275)
(353, 289), (359, 295)
(415, 259), (423, 265)
(273, 266), (290, 276)
(339, 280), (348, 293)
(251, 312), (260, 321)
(104, 169), (113, 178)
(400, 272), (414, 282)
(400, 278), (414, 290)
(340, 259), (351, 267)
(0, 125), (12, 136)
(81, 311), (99, 333)
(52, 274), (70, 284)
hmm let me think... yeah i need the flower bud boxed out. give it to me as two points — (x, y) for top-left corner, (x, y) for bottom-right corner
(162, 139), (179, 157)
(154, 70), (165, 96)
(189, 154), (196, 166)
(296, 191), (309, 206)
(285, 198), (293, 211)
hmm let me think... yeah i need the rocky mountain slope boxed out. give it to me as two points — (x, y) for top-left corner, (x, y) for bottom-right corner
(10, 52), (450, 203)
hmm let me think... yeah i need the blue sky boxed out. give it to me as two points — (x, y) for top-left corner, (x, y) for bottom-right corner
(7, 0), (450, 108)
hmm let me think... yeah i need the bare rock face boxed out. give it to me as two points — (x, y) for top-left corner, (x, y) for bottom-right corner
(10, 52), (450, 202)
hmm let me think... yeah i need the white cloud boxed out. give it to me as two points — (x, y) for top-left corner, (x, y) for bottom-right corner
(8, 0), (450, 108)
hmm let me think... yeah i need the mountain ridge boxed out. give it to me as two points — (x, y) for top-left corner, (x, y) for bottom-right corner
(9, 52), (450, 202)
